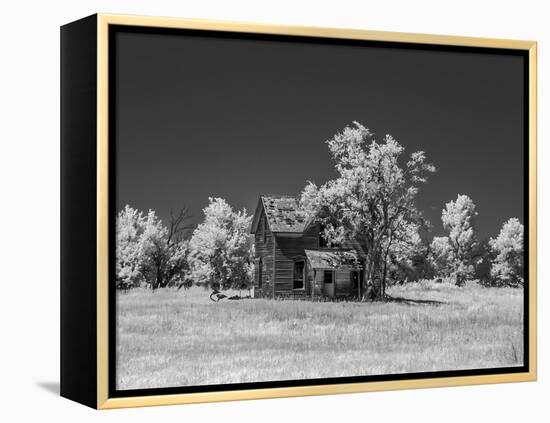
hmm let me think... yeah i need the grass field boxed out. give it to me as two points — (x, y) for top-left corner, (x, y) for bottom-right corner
(116, 281), (524, 390)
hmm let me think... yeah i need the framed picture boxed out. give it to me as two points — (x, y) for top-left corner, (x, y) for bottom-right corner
(60, 13), (537, 409)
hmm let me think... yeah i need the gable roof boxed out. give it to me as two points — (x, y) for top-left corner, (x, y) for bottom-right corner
(304, 249), (362, 270)
(250, 195), (308, 234)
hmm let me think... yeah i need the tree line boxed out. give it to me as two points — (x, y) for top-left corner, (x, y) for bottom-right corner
(115, 198), (254, 290)
(115, 121), (524, 295)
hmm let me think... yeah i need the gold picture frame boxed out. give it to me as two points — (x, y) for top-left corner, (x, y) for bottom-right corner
(61, 13), (537, 409)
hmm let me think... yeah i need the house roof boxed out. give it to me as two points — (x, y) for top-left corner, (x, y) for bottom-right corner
(250, 195), (308, 233)
(304, 249), (362, 270)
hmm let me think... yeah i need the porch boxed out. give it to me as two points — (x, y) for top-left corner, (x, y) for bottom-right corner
(304, 249), (363, 299)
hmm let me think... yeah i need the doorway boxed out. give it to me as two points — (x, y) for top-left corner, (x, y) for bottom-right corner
(323, 270), (335, 298)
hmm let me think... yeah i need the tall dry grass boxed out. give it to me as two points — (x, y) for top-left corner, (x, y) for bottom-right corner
(116, 280), (523, 390)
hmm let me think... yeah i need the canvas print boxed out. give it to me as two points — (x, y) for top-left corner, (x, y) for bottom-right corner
(113, 29), (527, 392)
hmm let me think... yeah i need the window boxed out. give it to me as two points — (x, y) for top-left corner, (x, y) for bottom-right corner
(324, 270), (333, 284)
(293, 260), (305, 290)
(262, 217), (267, 243)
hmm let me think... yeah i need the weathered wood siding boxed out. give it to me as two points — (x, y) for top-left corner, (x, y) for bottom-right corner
(253, 212), (275, 298)
(307, 268), (359, 298)
(254, 214), (361, 299)
(335, 269), (352, 296)
(273, 224), (320, 297)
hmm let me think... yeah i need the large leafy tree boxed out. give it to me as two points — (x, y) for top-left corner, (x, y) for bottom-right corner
(115, 205), (191, 289)
(430, 194), (481, 285)
(489, 218), (524, 287)
(138, 209), (191, 289)
(300, 121), (435, 299)
(188, 198), (254, 290)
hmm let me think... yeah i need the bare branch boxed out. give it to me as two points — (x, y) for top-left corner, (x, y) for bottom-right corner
(167, 206), (194, 245)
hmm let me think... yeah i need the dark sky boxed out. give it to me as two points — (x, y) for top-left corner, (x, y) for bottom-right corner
(114, 30), (525, 240)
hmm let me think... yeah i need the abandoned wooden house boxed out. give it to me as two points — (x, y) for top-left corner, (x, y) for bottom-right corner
(250, 194), (364, 299)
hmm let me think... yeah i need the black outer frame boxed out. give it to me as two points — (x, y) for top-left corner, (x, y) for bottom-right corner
(60, 15), (531, 409)
(60, 14), (98, 408)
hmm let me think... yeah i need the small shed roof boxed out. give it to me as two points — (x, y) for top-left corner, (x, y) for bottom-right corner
(304, 249), (363, 270)
(250, 195), (308, 233)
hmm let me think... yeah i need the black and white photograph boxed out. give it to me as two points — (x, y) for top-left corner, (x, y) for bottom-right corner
(5, 0), (550, 420)
(111, 26), (528, 393)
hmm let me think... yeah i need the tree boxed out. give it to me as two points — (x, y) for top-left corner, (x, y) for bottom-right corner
(116, 205), (146, 289)
(115, 205), (192, 290)
(387, 221), (433, 283)
(188, 198), (254, 290)
(474, 239), (495, 285)
(489, 218), (524, 287)
(300, 121), (435, 299)
(138, 209), (191, 289)
(430, 194), (481, 285)
(429, 236), (453, 278)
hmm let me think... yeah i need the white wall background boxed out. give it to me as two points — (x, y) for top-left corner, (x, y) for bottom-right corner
(0, 0), (546, 421)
